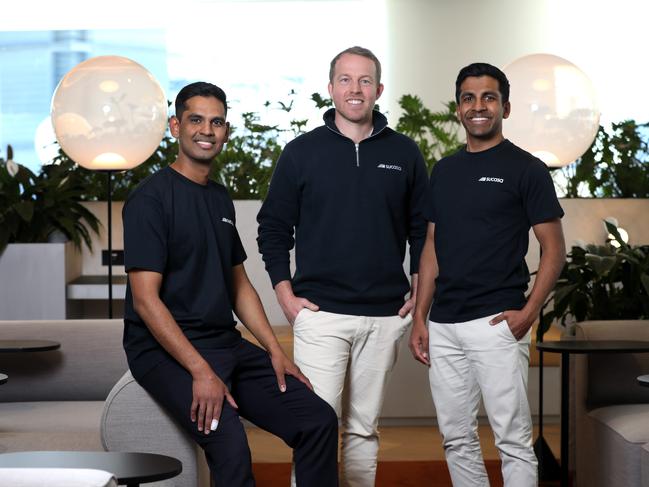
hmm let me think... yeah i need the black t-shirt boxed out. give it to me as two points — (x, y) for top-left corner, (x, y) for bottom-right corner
(424, 139), (564, 323)
(122, 166), (247, 378)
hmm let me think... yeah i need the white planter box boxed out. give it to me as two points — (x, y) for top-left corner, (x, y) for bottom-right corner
(0, 242), (81, 320)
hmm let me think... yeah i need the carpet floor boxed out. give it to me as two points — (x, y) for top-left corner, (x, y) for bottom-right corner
(252, 460), (504, 486)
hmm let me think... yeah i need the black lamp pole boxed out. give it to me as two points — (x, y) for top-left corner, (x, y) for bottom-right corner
(534, 249), (561, 480)
(106, 170), (114, 319)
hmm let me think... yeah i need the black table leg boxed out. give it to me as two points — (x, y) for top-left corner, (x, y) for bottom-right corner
(561, 352), (569, 486)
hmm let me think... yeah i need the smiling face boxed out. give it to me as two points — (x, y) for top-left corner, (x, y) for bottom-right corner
(456, 75), (510, 151)
(169, 95), (229, 165)
(328, 53), (384, 127)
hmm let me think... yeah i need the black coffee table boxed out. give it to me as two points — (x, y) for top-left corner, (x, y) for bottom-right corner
(0, 340), (61, 352)
(0, 451), (182, 487)
(537, 340), (649, 487)
(638, 374), (649, 387)
(0, 373), (7, 384)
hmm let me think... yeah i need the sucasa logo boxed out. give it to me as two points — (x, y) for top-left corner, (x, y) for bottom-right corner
(377, 163), (402, 171)
(221, 217), (234, 226)
(478, 176), (504, 183)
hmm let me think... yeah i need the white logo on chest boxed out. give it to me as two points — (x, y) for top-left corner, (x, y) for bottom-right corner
(377, 163), (402, 171)
(221, 217), (234, 226)
(478, 176), (504, 183)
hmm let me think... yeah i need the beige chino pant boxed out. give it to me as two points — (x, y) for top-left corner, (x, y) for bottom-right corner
(291, 309), (411, 487)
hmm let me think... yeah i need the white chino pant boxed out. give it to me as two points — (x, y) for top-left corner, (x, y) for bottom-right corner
(292, 309), (411, 487)
(428, 314), (537, 487)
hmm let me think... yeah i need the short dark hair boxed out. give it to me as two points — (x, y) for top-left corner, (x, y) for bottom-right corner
(329, 46), (382, 84)
(174, 82), (228, 120)
(455, 63), (510, 104)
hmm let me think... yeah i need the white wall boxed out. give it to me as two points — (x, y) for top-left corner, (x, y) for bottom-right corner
(82, 198), (649, 326)
(384, 0), (649, 126)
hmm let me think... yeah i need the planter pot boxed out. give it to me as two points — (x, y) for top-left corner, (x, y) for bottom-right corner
(0, 242), (81, 320)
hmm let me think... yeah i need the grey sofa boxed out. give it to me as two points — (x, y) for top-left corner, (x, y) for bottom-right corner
(0, 319), (208, 487)
(570, 320), (649, 487)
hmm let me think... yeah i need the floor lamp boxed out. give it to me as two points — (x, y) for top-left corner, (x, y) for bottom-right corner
(50, 56), (167, 318)
(105, 170), (114, 318)
(503, 53), (600, 480)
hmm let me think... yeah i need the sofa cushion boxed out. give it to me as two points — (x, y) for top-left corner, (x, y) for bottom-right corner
(578, 404), (649, 487)
(589, 404), (649, 445)
(641, 443), (649, 487)
(0, 401), (104, 453)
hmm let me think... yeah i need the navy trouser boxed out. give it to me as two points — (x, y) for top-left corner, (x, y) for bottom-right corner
(137, 339), (339, 487)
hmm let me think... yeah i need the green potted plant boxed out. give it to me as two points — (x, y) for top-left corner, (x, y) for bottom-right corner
(555, 120), (649, 198)
(395, 95), (463, 172)
(539, 220), (649, 340)
(0, 145), (102, 319)
(0, 146), (100, 255)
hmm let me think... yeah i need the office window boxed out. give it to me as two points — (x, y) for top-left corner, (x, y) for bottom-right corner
(0, 0), (385, 171)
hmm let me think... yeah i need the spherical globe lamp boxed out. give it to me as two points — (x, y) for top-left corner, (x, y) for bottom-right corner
(51, 55), (167, 170)
(50, 56), (167, 319)
(504, 54), (600, 167)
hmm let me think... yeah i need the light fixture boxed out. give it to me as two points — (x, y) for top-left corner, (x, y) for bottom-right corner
(504, 53), (600, 168)
(51, 55), (167, 318)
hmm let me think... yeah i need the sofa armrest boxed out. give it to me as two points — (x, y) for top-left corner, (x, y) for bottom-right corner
(101, 371), (209, 487)
(570, 320), (649, 486)
(573, 320), (649, 409)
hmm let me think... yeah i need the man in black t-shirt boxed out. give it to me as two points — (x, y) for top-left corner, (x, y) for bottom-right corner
(409, 64), (566, 487)
(123, 82), (338, 487)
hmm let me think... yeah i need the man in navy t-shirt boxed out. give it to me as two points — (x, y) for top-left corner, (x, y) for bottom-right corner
(409, 63), (566, 487)
(123, 82), (338, 487)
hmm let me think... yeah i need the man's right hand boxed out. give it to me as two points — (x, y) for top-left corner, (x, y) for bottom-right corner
(275, 280), (319, 325)
(191, 372), (238, 435)
(409, 319), (430, 366)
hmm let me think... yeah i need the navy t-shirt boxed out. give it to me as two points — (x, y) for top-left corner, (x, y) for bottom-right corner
(424, 139), (564, 323)
(122, 166), (247, 379)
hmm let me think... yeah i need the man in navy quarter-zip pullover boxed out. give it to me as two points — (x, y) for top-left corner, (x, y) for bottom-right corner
(257, 46), (428, 487)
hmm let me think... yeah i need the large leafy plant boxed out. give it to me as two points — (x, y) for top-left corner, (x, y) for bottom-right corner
(556, 120), (649, 197)
(538, 221), (649, 340)
(395, 95), (463, 172)
(0, 146), (100, 255)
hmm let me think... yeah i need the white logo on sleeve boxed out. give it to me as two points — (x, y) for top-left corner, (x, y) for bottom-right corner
(377, 163), (402, 171)
(478, 176), (504, 183)
(221, 217), (234, 226)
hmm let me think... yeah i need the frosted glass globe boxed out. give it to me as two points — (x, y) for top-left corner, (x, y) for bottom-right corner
(51, 56), (167, 170)
(504, 54), (600, 167)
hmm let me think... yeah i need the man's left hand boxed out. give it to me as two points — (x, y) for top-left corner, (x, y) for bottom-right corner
(398, 296), (416, 318)
(270, 351), (313, 392)
(489, 309), (535, 340)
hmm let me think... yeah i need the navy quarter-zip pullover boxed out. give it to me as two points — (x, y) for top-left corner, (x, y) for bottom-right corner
(257, 108), (428, 316)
